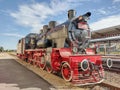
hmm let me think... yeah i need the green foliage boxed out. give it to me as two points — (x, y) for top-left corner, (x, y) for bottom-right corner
(0, 46), (4, 52)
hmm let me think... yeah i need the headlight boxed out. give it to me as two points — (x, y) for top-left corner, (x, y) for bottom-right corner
(107, 58), (112, 68)
(81, 59), (89, 71)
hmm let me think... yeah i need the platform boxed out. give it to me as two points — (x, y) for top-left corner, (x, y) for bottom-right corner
(0, 53), (53, 90)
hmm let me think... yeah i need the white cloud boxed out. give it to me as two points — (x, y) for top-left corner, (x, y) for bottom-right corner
(97, 9), (107, 15)
(2, 33), (24, 38)
(92, 5), (120, 16)
(90, 14), (120, 30)
(113, 0), (120, 2)
(10, 0), (84, 33)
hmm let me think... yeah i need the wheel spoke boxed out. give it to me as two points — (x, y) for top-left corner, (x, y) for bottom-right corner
(61, 62), (72, 82)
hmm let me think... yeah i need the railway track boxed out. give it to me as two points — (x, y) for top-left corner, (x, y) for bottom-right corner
(99, 83), (120, 90)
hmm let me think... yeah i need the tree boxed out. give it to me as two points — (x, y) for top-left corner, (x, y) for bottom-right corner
(0, 46), (4, 52)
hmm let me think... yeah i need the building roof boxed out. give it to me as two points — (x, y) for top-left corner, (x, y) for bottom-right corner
(91, 25), (120, 39)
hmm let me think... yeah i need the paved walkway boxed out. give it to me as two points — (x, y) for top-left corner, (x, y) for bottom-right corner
(0, 53), (53, 90)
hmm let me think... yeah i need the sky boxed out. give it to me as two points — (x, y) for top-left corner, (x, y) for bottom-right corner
(0, 0), (120, 50)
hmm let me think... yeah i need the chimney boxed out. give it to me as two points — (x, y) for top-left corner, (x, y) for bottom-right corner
(68, 9), (76, 20)
(43, 25), (48, 32)
(49, 21), (57, 29)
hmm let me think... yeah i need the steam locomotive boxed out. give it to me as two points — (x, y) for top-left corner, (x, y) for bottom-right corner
(17, 10), (112, 85)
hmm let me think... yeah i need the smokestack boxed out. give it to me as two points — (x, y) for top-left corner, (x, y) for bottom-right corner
(43, 25), (48, 32)
(49, 21), (57, 29)
(68, 9), (76, 20)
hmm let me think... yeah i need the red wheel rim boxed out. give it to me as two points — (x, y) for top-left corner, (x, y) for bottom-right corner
(46, 54), (53, 73)
(39, 56), (46, 70)
(28, 58), (31, 64)
(61, 62), (72, 81)
(36, 57), (39, 67)
(33, 57), (36, 66)
(46, 66), (52, 73)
